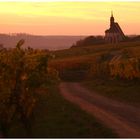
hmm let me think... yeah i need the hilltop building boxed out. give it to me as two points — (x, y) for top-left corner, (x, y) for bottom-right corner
(105, 12), (125, 43)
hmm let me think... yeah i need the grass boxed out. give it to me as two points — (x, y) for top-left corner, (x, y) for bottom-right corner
(83, 79), (140, 107)
(32, 86), (117, 138)
(8, 85), (117, 138)
(52, 41), (140, 59)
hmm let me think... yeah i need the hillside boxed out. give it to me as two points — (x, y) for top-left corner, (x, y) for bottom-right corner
(50, 41), (140, 106)
(1, 39), (140, 137)
(52, 41), (140, 59)
(50, 41), (140, 77)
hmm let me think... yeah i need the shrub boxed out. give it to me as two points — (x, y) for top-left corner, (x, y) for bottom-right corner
(0, 40), (59, 136)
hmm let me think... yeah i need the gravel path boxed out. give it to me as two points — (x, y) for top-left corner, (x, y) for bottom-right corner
(59, 82), (140, 138)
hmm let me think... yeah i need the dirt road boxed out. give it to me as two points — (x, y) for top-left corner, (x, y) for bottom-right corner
(59, 82), (140, 138)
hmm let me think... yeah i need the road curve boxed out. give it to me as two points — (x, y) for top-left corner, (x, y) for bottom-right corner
(59, 82), (140, 138)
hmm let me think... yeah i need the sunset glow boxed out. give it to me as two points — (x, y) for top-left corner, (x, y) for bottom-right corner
(0, 2), (140, 35)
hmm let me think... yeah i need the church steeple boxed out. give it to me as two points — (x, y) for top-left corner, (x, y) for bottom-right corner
(110, 11), (114, 26)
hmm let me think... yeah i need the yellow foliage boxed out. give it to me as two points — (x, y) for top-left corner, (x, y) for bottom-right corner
(109, 56), (140, 79)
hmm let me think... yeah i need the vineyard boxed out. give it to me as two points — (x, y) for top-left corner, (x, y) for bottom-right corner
(88, 49), (140, 80)
(0, 40), (59, 137)
(1, 39), (140, 137)
(51, 41), (140, 80)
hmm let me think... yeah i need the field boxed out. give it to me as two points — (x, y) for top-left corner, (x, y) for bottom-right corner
(50, 41), (140, 105)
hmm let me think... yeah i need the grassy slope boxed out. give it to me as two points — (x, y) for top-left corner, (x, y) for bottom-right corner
(50, 41), (140, 105)
(50, 41), (140, 72)
(83, 79), (140, 107)
(52, 41), (140, 59)
(8, 86), (117, 138)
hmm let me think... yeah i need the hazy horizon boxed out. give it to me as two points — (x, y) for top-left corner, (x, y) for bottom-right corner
(0, 32), (140, 36)
(0, 34), (86, 50)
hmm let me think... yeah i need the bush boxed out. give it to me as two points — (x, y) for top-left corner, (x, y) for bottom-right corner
(88, 50), (140, 80)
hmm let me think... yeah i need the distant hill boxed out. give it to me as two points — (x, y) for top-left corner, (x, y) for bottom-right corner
(71, 36), (105, 48)
(0, 33), (85, 50)
(70, 35), (140, 48)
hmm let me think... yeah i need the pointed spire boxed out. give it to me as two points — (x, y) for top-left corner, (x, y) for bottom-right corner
(110, 11), (114, 26)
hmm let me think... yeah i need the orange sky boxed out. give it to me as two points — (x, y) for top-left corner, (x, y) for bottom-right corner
(0, 2), (140, 35)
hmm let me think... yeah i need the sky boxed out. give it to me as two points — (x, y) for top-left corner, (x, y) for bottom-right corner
(0, 1), (140, 35)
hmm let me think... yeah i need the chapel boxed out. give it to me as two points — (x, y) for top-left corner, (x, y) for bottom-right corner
(105, 12), (125, 43)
